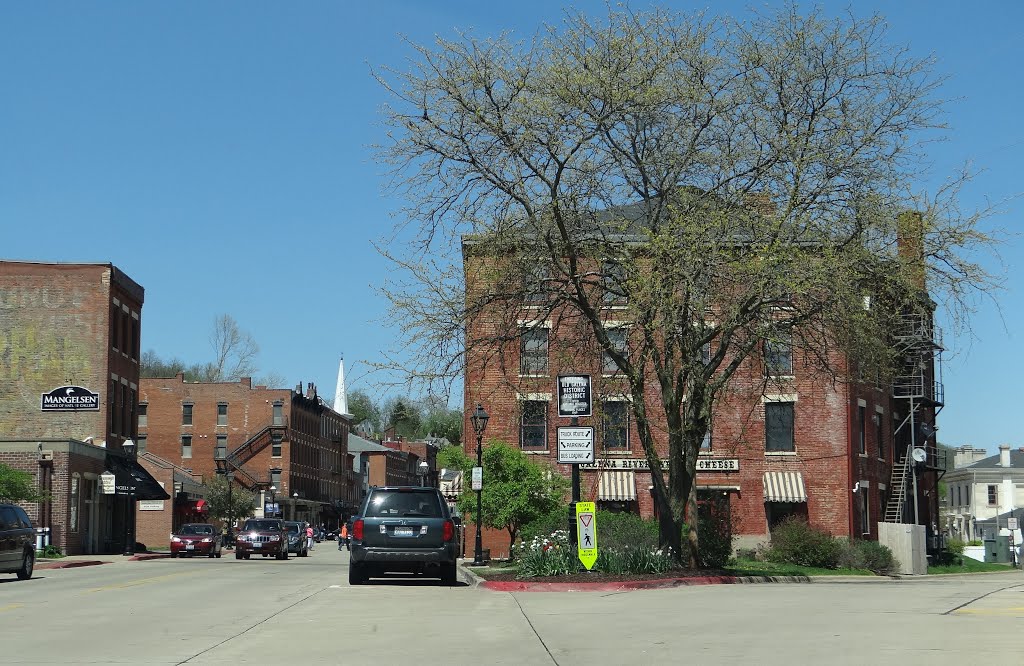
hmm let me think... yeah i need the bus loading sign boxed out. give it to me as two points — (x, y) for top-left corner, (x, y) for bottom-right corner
(557, 374), (592, 417)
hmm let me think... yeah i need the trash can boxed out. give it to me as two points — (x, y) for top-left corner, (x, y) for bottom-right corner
(994, 536), (1011, 563)
(35, 527), (50, 553)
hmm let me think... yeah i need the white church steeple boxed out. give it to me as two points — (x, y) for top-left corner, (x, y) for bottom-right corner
(333, 355), (352, 418)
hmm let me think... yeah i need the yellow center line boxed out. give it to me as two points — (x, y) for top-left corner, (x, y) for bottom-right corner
(954, 607), (1024, 616)
(0, 603), (24, 612)
(87, 570), (201, 593)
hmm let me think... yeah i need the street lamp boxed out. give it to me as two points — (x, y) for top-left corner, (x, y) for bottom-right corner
(470, 403), (489, 566)
(293, 491), (299, 521)
(418, 460), (429, 487)
(225, 470), (234, 533)
(269, 485), (277, 518)
(121, 439), (136, 556)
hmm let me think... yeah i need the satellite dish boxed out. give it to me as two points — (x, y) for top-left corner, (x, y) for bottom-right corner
(912, 447), (927, 463)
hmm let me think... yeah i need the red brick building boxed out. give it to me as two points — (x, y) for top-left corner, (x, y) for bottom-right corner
(0, 261), (168, 554)
(461, 233), (943, 558)
(138, 375), (360, 530)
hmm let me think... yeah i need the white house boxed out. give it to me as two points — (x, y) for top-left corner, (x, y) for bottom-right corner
(945, 444), (1024, 547)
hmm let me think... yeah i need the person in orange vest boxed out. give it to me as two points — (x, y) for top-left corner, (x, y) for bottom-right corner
(339, 522), (349, 551)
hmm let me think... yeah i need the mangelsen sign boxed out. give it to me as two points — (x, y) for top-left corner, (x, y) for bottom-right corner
(41, 386), (100, 412)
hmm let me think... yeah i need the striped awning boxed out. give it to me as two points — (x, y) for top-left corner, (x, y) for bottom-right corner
(763, 471), (807, 503)
(598, 471), (637, 501)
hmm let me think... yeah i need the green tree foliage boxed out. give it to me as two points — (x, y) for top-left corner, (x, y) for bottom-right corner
(436, 443), (474, 473)
(374, 5), (1001, 565)
(348, 389), (383, 435)
(420, 408), (463, 445)
(452, 441), (569, 557)
(203, 475), (258, 527)
(383, 397), (422, 439)
(0, 463), (43, 503)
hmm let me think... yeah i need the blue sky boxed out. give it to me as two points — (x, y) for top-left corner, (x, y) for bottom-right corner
(1, 2), (1020, 450)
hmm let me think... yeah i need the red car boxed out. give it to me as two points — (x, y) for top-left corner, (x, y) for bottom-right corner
(170, 523), (223, 558)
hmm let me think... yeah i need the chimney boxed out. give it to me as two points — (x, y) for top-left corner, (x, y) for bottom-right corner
(1000, 444), (1011, 468)
(897, 211), (926, 290)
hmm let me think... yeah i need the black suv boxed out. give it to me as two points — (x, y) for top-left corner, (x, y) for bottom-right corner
(0, 503), (35, 580)
(349, 486), (459, 585)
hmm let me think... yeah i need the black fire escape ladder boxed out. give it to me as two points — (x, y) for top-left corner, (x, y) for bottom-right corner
(220, 424), (287, 491)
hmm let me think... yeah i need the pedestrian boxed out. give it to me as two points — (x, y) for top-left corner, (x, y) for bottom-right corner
(306, 524), (315, 551)
(339, 522), (348, 551)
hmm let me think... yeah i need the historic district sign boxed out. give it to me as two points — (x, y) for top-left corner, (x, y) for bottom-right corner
(557, 374), (592, 417)
(40, 385), (100, 411)
(575, 501), (598, 570)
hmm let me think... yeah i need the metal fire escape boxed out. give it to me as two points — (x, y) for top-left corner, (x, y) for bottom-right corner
(883, 313), (946, 524)
(215, 424), (287, 491)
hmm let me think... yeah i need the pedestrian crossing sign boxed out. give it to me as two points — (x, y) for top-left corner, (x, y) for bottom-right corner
(575, 501), (597, 570)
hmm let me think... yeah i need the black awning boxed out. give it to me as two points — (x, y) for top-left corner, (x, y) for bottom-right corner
(105, 454), (171, 501)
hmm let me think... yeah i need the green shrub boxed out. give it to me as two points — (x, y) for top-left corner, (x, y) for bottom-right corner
(838, 540), (897, 574)
(596, 510), (660, 551)
(520, 506), (570, 545)
(967, 539), (982, 546)
(40, 544), (63, 559)
(596, 546), (675, 574)
(946, 538), (966, 556)
(766, 517), (841, 568)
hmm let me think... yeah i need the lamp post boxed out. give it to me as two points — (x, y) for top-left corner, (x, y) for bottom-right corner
(269, 485), (277, 518)
(223, 469), (233, 532)
(293, 491), (299, 521)
(121, 439), (136, 556)
(418, 460), (429, 487)
(470, 403), (489, 566)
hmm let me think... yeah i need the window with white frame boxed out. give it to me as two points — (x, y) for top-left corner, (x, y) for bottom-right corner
(765, 402), (795, 452)
(602, 260), (627, 304)
(987, 485), (997, 506)
(602, 400), (629, 450)
(764, 334), (793, 376)
(602, 327), (628, 374)
(520, 327), (549, 375)
(520, 401), (548, 450)
(182, 403), (193, 426)
(215, 435), (227, 460)
(138, 403), (148, 428)
(181, 435), (192, 458)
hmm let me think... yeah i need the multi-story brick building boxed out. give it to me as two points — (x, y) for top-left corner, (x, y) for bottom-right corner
(461, 215), (943, 559)
(138, 375), (360, 531)
(0, 261), (168, 554)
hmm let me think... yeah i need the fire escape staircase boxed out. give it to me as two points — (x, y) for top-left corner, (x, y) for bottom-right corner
(882, 313), (945, 524)
(216, 424), (287, 491)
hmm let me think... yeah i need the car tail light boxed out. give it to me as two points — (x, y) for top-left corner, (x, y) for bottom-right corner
(443, 520), (454, 542)
(353, 519), (364, 541)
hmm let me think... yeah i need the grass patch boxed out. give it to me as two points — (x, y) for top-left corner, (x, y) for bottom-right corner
(727, 558), (875, 577)
(464, 562), (519, 579)
(928, 559), (1015, 575)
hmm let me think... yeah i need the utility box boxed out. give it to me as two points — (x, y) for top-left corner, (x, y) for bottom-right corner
(984, 536), (1011, 563)
(879, 522), (927, 574)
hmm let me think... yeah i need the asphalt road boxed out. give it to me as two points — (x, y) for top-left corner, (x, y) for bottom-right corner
(1, 547), (1022, 665)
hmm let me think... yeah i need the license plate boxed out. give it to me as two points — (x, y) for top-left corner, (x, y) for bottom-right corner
(394, 527), (414, 537)
(252, 542), (261, 547)
(186, 544), (194, 550)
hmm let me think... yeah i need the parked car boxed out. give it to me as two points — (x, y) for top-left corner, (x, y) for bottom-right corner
(284, 521), (309, 557)
(0, 503), (35, 580)
(170, 523), (223, 558)
(348, 486), (459, 585)
(234, 518), (289, 560)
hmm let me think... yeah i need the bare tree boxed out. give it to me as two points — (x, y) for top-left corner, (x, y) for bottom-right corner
(374, 6), (1002, 563)
(141, 314), (271, 384)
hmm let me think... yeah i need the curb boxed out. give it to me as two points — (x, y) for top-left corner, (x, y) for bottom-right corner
(130, 553), (171, 561)
(457, 562), (485, 588)
(471, 573), (811, 592)
(35, 560), (108, 570)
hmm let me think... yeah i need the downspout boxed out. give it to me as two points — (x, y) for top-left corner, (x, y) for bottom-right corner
(847, 390), (856, 537)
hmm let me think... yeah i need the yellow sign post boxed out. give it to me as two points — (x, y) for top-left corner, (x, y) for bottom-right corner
(575, 501), (597, 570)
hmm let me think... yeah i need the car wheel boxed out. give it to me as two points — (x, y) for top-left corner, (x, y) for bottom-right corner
(170, 552), (177, 559)
(16, 550), (34, 580)
(348, 562), (365, 585)
(441, 562), (457, 586)
(235, 552), (243, 560)
(208, 551), (215, 558)
(244, 553), (251, 560)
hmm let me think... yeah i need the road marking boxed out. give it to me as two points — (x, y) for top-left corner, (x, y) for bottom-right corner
(0, 604), (24, 612)
(953, 607), (1024, 616)
(87, 570), (200, 594)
